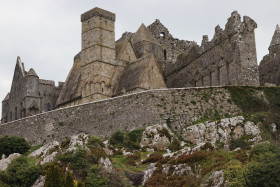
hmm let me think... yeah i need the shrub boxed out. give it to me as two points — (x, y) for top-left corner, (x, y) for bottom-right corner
(168, 139), (181, 151)
(0, 156), (40, 187)
(87, 136), (104, 149)
(65, 171), (75, 187)
(60, 137), (70, 150)
(233, 150), (248, 163)
(109, 128), (144, 150)
(85, 165), (109, 187)
(77, 181), (85, 187)
(224, 164), (246, 187)
(229, 135), (253, 151)
(244, 143), (280, 186)
(159, 128), (172, 141)
(0, 136), (30, 156)
(125, 152), (141, 166)
(44, 165), (65, 187)
(175, 151), (208, 164)
(142, 153), (163, 164)
(201, 142), (214, 151)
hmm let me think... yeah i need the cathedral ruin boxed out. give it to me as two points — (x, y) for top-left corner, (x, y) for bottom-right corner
(1, 7), (279, 124)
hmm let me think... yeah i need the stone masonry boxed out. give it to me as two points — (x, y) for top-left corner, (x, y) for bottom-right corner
(1, 57), (63, 123)
(0, 87), (241, 145)
(259, 25), (280, 86)
(1, 7), (269, 124)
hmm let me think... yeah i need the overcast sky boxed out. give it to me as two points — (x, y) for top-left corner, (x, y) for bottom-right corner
(0, 0), (279, 115)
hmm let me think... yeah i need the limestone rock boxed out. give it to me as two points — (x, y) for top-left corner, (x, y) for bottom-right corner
(244, 121), (260, 136)
(182, 116), (261, 149)
(202, 170), (225, 187)
(32, 175), (45, 187)
(29, 141), (59, 158)
(67, 133), (89, 152)
(140, 124), (177, 151)
(39, 151), (58, 165)
(0, 153), (21, 171)
(99, 157), (112, 172)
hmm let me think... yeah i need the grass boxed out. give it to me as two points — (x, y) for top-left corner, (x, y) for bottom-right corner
(24, 145), (42, 156)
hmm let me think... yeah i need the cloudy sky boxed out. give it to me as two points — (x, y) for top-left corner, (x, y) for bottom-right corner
(0, 0), (279, 115)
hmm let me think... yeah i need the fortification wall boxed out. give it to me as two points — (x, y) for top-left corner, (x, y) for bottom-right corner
(165, 11), (259, 88)
(0, 87), (241, 145)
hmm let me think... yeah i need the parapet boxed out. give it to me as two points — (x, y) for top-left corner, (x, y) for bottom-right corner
(39, 79), (55, 86)
(81, 7), (116, 22)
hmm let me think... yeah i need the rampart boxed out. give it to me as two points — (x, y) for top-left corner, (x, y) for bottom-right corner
(0, 87), (241, 145)
(165, 11), (259, 88)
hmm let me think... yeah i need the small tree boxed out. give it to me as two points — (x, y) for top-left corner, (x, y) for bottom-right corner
(65, 171), (74, 187)
(44, 165), (65, 187)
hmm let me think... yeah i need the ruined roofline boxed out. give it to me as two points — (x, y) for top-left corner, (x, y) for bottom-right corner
(165, 11), (257, 76)
(269, 24), (280, 49)
(81, 7), (116, 22)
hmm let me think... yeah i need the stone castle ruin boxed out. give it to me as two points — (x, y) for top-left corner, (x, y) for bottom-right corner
(1, 7), (278, 124)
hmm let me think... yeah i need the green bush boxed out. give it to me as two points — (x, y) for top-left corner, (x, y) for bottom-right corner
(224, 164), (245, 187)
(44, 165), (65, 187)
(168, 138), (181, 151)
(85, 165), (109, 187)
(0, 136), (30, 156)
(244, 143), (280, 186)
(65, 171), (75, 187)
(0, 156), (40, 187)
(109, 128), (144, 150)
(229, 135), (253, 151)
(87, 136), (104, 149)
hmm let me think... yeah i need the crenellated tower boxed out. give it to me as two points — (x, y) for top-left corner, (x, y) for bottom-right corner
(80, 7), (116, 103)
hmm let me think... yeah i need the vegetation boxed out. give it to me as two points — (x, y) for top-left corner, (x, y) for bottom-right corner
(2, 87), (280, 186)
(44, 165), (65, 187)
(0, 135), (30, 156)
(0, 156), (40, 187)
(109, 128), (145, 150)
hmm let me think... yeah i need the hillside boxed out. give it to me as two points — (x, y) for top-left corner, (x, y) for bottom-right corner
(0, 86), (280, 187)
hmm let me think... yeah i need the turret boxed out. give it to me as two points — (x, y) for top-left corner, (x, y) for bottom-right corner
(80, 7), (116, 103)
(25, 68), (39, 97)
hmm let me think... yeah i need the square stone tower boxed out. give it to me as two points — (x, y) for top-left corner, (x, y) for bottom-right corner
(80, 8), (116, 103)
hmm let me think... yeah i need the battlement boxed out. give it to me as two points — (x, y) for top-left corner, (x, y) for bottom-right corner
(81, 7), (116, 22)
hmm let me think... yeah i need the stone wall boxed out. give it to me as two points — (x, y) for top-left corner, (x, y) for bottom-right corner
(0, 87), (241, 145)
(165, 11), (259, 88)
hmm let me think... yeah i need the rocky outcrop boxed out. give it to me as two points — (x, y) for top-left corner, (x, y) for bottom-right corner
(0, 153), (21, 171)
(140, 124), (179, 151)
(32, 175), (45, 187)
(182, 116), (262, 150)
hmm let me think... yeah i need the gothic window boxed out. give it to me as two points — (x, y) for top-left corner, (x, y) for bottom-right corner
(102, 88), (104, 93)
(88, 20), (90, 26)
(164, 49), (167, 60)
